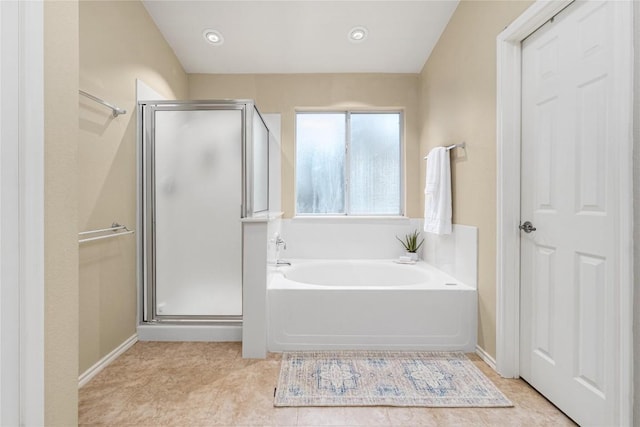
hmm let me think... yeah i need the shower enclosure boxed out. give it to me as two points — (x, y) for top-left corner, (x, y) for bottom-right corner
(139, 100), (269, 325)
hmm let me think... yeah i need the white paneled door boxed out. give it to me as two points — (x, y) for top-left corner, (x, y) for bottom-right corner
(520, 1), (624, 425)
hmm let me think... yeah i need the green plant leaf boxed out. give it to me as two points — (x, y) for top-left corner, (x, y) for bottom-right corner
(395, 229), (424, 253)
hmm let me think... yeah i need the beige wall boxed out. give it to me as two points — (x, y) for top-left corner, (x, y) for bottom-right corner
(45, 1), (79, 424)
(78, 0), (188, 374)
(418, 0), (533, 358)
(188, 74), (421, 218)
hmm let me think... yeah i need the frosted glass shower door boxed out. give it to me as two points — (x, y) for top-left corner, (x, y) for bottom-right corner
(153, 109), (242, 317)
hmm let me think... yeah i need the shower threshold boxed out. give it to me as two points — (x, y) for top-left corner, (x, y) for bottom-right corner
(137, 320), (242, 342)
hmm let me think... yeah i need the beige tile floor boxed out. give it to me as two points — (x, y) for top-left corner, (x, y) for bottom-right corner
(79, 342), (576, 426)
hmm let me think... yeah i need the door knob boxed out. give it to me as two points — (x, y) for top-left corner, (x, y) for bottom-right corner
(519, 221), (537, 233)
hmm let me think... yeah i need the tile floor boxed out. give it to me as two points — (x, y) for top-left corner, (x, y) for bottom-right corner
(79, 342), (576, 426)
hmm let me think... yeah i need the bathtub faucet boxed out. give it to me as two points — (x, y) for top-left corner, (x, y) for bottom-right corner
(273, 234), (290, 266)
(275, 236), (287, 250)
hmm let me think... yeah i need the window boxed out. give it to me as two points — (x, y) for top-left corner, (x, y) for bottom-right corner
(296, 111), (402, 215)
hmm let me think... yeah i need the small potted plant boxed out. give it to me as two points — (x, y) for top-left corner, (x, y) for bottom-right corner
(396, 230), (424, 261)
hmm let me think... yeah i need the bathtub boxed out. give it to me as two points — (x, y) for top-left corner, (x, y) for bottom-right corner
(267, 259), (477, 352)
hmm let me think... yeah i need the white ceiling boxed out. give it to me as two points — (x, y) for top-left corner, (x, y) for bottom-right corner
(142, 1), (459, 74)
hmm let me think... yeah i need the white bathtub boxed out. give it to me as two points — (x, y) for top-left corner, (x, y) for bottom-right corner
(267, 259), (477, 352)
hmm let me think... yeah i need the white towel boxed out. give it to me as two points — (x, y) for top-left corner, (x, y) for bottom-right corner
(424, 147), (452, 235)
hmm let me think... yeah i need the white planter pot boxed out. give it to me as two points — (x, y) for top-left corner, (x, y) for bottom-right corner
(405, 252), (419, 261)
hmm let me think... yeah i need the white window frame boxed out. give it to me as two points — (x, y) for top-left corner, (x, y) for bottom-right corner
(294, 110), (404, 217)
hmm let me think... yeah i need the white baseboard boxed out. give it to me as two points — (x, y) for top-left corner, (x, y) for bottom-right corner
(475, 345), (497, 371)
(78, 334), (138, 388)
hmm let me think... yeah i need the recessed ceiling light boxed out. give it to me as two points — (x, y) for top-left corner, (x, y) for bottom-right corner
(203, 29), (224, 45)
(348, 26), (368, 43)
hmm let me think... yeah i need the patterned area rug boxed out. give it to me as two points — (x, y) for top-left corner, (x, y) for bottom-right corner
(274, 351), (513, 407)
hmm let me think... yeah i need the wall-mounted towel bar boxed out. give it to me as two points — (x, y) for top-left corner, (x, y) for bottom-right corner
(79, 222), (134, 244)
(424, 142), (466, 159)
(79, 90), (127, 117)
